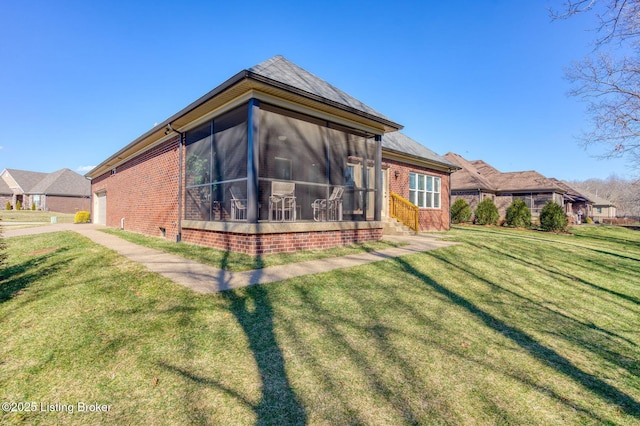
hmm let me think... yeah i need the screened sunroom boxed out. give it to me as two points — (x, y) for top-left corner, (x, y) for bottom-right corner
(184, 99), (382, 225)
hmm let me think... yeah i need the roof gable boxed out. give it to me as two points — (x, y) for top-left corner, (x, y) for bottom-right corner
(2, 169), (48, 192)
(444, 153), (497, 191)
(0, 177), (11, 194)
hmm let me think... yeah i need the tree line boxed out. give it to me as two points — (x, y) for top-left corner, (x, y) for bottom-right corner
(569, 175), (640, 217)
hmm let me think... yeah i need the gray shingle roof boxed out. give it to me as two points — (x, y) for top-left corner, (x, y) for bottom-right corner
(3, 169), (48, 192)
(2, 168), (89, 197)
(30, 168), (90, 197)
(382, 132), (458, 168)
(249, 55), (396, 125)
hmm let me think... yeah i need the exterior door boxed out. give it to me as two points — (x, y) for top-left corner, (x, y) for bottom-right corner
(94, 192), (107, 225)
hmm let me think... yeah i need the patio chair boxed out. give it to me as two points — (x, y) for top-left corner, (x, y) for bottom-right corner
(229, 186), (247, 221)
(312, 186), (344, 221)
(269, 181), (296, 221)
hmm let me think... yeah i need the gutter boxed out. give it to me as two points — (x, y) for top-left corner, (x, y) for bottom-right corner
(245, 71), (402, 132)
(87, 69), (403, 179)
(382, 147), (460, 172)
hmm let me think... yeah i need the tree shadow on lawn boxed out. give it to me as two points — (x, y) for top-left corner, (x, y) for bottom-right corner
(455, 226), (640, 262)
(392, 254), (640, 418)
(0, 248), (70, 305)
(159, 245), (306, 425)
(431, 244), (640, 383)
(463, 237), (640, 313)
(219, 285), (306, 425)
(221, 240), (306, 425)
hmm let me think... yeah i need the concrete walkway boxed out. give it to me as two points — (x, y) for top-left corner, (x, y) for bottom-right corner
(2, 223), (457, 293)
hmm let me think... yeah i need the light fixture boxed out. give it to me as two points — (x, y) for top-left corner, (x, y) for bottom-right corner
(278, 135), (287, 141)
(394, 170), (400, 179)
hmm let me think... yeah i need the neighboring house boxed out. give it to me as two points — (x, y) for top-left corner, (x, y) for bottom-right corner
(585, 193), (617, 222)
(445, 153), (568, 219)
(0, 168), (90, 213)
(550, 179), (593, 223)
(86, 55), (456, 255)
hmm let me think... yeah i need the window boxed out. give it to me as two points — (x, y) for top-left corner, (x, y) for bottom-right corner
(409, 173), (441, 208)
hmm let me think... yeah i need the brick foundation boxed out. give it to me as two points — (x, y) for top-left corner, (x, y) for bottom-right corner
(181, 227), (383, 256)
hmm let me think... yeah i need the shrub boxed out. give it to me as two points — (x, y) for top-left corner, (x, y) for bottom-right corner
(74, 211), (91, 223)
(474, 198), (499, 225)
(585, 216), (593, 224)
(505, 199), (531, 228)
(15, 200), (21, 211)
(451, 198), (472, 224)
(539, 201), (568, 232)
(31, 202), (36, 211)
(5, 201), (11, 210)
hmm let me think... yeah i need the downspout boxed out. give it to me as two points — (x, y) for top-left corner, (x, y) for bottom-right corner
(166, 124), (184, 242)
(85, 177), (93, 222)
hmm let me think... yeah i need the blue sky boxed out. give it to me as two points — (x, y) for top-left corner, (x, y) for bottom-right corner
(0, 0), (632, 180)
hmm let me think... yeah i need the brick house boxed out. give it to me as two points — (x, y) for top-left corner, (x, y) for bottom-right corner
(86, 56), (456, 255)
(445, 153), (572, 220)
(0, 168), (90, 213)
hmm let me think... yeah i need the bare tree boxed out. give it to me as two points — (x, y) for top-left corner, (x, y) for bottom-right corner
(569, 175), (640, 216)
(551, 1), (640, 168)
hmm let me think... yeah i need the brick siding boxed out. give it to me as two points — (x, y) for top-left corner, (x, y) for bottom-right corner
(0, 195), (11, 209)
(43, 195), (90, 214)
(385, 159), (452, 231)
(91, 136), (181, 240)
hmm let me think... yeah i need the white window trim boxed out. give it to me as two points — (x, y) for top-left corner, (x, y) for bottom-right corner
(409, 172), (441, 209)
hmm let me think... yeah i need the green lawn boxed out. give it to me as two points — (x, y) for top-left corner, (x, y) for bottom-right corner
(0, 226), (638, 425)
(0, 210), (75, 223)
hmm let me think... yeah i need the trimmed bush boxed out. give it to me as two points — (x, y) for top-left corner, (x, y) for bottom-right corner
(451, 198), (472, 224)
(5, 201), (11, 210)
(505, 199), (531, 228)
(474, 198), (499, 225)
(31, 202), (36, 211)
(540, 201), (568, 232)
(15, 200), (21, 211)
(585, 216), (593, 224)
(74, 211), (91, 224)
